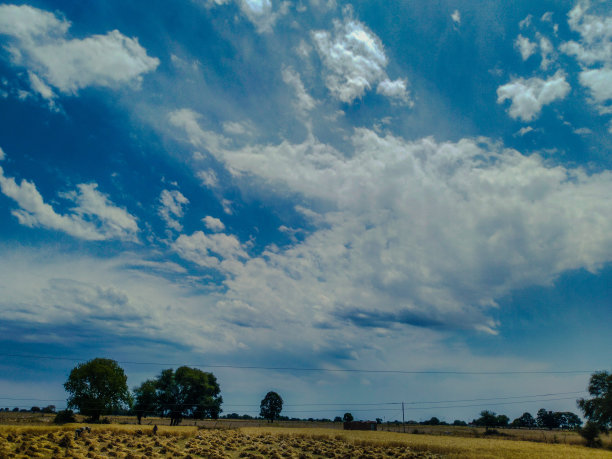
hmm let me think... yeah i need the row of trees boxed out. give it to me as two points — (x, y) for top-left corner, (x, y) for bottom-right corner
(64, 358), (222, 425)
(472, 409), (582, 430)
(1, 406), (56, 413)
(64, 358), (285, 426)
(60, 359), (612, 444)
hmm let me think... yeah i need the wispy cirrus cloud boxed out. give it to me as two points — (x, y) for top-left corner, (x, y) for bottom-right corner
(158, 189), (189, 232)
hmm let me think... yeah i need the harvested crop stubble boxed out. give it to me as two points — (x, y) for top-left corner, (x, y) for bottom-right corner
(1, 424), (611, 458)
(241, 427), (612, 459)
(0, 425), (437, 458)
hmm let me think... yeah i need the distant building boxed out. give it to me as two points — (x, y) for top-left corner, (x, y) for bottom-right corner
(343, 421), (377, 431)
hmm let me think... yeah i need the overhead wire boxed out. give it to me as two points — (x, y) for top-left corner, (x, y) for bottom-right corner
(0, 352), (597, 375)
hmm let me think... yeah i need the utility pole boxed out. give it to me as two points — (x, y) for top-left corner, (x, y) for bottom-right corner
(402, 401), (405, 433)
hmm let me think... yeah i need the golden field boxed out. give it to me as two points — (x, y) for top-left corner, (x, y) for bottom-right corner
(0, 423), (611, 459)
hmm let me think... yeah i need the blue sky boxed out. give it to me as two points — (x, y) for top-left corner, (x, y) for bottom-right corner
(1, 0), (611, 422)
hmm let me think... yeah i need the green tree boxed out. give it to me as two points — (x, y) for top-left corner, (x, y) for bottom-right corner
(496, 414), (509, 427)
(64, 358), (131, 422)
(475, 410), (498, 430)
(578, 371), (612, 433)
(133, 379), (157, 425)
(154, 366), (222, 426)
(511, 412), (535, 428)
(259, 391), (283, 423)
(343, 412), (354, 422)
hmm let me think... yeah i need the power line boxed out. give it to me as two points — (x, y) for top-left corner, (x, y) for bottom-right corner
(0, 391), (586, 412)
(0, 353), (597, 375)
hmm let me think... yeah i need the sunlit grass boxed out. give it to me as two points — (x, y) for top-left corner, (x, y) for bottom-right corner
(241, 426), (612, 459)
(1, 422), (612, 458)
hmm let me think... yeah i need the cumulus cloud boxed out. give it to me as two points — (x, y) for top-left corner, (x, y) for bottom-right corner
(312, 17), (411, 104)
(173, 230), (248, 270)
(376, 78), (411, 105)
(0, 155), (138, 241)
(170, 114), (612, 334)
(560, 1), (612, 112)
(202, 0), (289, 33)
(158, 189), (189, 232)
(579, 68), (612, 112)
(451, 10), (461, 26)
(0, 4), (159, 97)
(497, 71), (570, 121)
(515, 35), (537, 60)
(203, 215), (226, 232)
(561, 1), (612, 67)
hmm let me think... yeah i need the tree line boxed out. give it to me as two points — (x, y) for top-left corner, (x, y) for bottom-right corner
(50, 357), (612, 447)
(59, 358), (285, 426)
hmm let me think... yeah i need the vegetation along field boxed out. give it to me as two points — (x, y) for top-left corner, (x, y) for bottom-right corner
(1, 423), (612, 459)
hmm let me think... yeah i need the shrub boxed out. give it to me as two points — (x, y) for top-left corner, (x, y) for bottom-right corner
(54, 409), (77, 424)
(579, 421), (602, 448)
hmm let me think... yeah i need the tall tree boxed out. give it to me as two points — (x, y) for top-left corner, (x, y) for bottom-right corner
(260, 391), (283, 423)
(64, 358), (131, 422)
(578, 371), (612, 432)
(133, 379), (157, 425)
(148, 366), (222, 426)
(475, 410), (498, 430)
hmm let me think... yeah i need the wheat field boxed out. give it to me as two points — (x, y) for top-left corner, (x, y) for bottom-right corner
(1, 424), (611, 458)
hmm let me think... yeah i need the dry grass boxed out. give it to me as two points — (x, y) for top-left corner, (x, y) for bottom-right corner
(241, 427), (612, 459)
(1, 422), (611, 458)
(0, 424), (435, 458)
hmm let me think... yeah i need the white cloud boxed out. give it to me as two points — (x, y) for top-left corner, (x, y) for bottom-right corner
(197, 169), (219, 188)
(376, 78), (412, 105)
(579, 67), (612, 112)
(203, 0), (289, 33)
(515, 35), (537, 61)
(27, 71), (55, 100)
(0, 154), (138, 241)
(170, 114), (612, 334)
(516, 126), (534, 136)
(519, 15), (532, 29)
(538, 35), (554, 70)
(0, 248), (233, 351)
(203, 215), (226, 232)
(221, 199), (234, 215)
(222, 121), (255, 136)
(0, 4), (159, 96)
(158, 189), (189, 232)
(312, 17), (411, 104)
(451, 10), (461, 25)
(497, 71), (570, 122)
(573, 127), (592, 135)
(173, 230), (248, 270)
(0, 4), (69, 41)
(561, 1), (612, 66)
(560, 2), (612, 113)
(282, 66), (316, 115)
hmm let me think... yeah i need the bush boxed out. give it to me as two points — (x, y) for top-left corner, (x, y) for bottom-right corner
(580, 421), (602, 448)
(54, 409), (76, 424)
